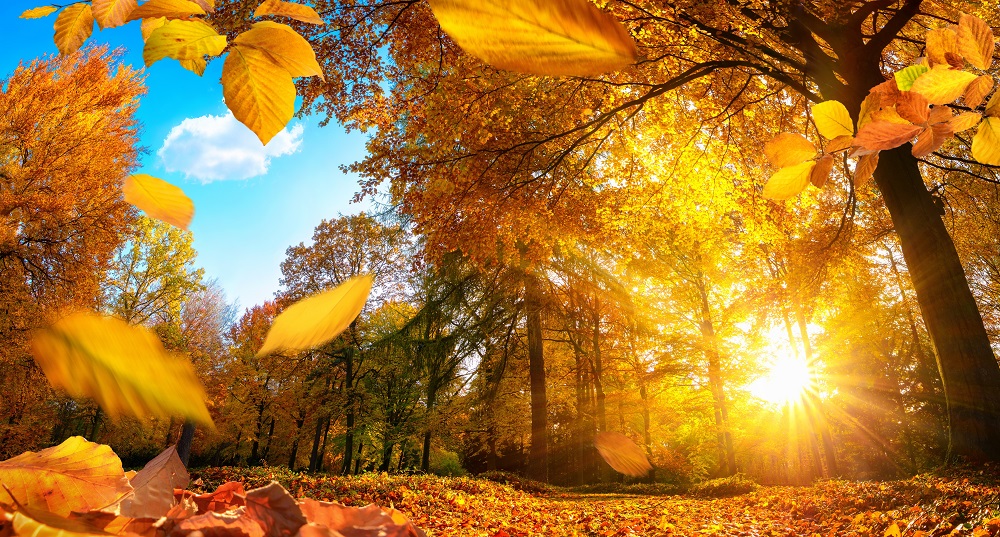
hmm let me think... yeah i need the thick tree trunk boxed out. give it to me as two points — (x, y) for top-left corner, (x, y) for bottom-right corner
(288, 411), (305, 470)
(178, 421), (195, 466)
(873, 146), (1000, 461)
(525, 273), (548, 482)
(308, 414), (326, 472)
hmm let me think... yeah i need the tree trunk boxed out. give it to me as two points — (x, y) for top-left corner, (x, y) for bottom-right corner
(178, 421), (195, 466)
(698, 284), (737, 476)
(873, 145), (1000, 461)
(309, 414), (326, 472)
(421, 384), (437, 473)
(341, 348), (355, 475)
(592, 301), (607, 433)
(288, 411), (305, 470)
(525, 273), (548, 482)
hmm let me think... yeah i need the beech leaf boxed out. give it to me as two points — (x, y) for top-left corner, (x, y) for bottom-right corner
(54, 4), (95, 54)
(764, 133), (815, 168)
(894, 65), (928, 91)
(253, 0), (324, 25)
(29, 311), (214, 427)
(854, 152), (880, 186)
(957, 14), (994, 70)
(92, 0), (138, 29)
(972, 116), (1000, 165)
(895, 92), (930, 124)
(243, 482), (306, 537)
(762, 161), (814, 201)
(854, 120), (923, 151)
(810, 154), (835, 188)
(0, 437), (131, 516)
(427, 0), (639, 76)
(126, 0), (206, 21)
(143, 19), (227, 68)
(926, 27), (959, 67)
(222, 44), (296, 145)
(965, 75), (994, 109)
(950, 111), (982, 132)
(812, 100), (854, 138)
(193, 482), (246, 514)
(123, 174), (195, 230)
(234, 22), (324, 80)
(256, 274), (373, 357)
(140, 16), (166, 41)
(825, 135), (854, 153)
(118, 446), (189, 519)
(912, 122), (953, 158)
(21, 6), (59, 19)
(593, 432), (653, 477)
(12, 505), (112, 537)
(910, 65), (978, 105)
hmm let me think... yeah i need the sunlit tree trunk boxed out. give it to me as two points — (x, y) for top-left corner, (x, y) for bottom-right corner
(698, 282), (736, 476)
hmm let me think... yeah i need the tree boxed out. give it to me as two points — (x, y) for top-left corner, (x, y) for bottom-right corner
(289, 0), (1000, 461)
(0, 49), (142, 456)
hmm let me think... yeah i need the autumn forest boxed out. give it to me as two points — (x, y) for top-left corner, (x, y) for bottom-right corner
(6, 0), (1000, 535)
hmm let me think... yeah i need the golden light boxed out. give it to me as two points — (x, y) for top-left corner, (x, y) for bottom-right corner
(749, 354), (815, 406)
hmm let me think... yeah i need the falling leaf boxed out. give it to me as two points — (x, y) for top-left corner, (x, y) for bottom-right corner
(972, 116), (1000, 165)
(764, 133), (816, 168)
(123, 174), (195, 230)
(810, 154), (835, 188)
(951, 111), (982, 132)
(854, 152), (880, 186)
(0, 437), (131, 516)
(854, 120), (923, 151)
(957, 14), (994, 70)
(126, 0), (206, 21)
(910, 65), (978, 105)
(762, 161), (815, 201)
(92, 0), (138, 29)
(593, 432), (653, 477)
(427, 0), (638, 76)
(894, 65), (929, 91)
(118, 446), (189, 519)
(54, 3), (95, 54)
(143, 19), (227, 68)
(256, 274), (373, 357)
(926, 27), (959, 67)
(243, 482), (307, 537)
(30, 311), (214, 426)
(964, 75), (994, 108)
(234, 22), (324, 80)
(221, 44), (296, 145)
(812, 100), (854, 138)
(253, 0), (324, 25)
(20, 6), (59, 19)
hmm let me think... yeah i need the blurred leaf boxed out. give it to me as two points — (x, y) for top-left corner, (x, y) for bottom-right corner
(253, 0), (324, 25)
(427, 0), (638, 76)
(30, 311), (213, 426)
(593, 432), (653, 477)
(256, 274), (373, 357)
(0, 437), (131, 516)
(123, 174), (196, 230)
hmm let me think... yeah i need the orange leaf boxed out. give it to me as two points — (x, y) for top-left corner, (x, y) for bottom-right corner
(854, 120), (922, 151)
(253, 0), (324, 25)
(810, 154), (835, 188)
(173, 510), (265, 537)
(243, 482), (306, 537)
(0, 437), (131, 516)
(193, 482), (247, 514)
(958, 14), (994, 70)
(855, 153), (880, 186)
(118, 446), (189, 519)
(912, 122), (953, 158)
(895, 91), (929, 124)
(593, 432), (652, 477)
(965, 75), (994, 109)
(53, 4), (95, 54)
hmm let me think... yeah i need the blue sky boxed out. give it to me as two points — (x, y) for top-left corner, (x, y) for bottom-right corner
(4, 2), (371, 311)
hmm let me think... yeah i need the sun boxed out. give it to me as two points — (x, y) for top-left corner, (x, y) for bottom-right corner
(749, 354), (815, 406)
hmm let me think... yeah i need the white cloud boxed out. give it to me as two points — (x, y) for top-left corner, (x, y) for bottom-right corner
(157, 112), (304, 182)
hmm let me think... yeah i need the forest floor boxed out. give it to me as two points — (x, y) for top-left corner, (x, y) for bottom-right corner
(193, 465), (1000, 536)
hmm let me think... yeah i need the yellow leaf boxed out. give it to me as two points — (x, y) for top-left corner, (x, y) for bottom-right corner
(950, 111), (982, 132)
(926, 27), (959, 67)
(140, 16), (166, 41)
(593, 432), (653, 477)
(427, 0), (638, 76)
(92, 0), (137, 29)
(222, 44), (296, 145)
(257, 274), (374, 357)
(810, 154), (835, 188)
(958, 14), (994, 70)
(855, 153), (879, 186)
(53, 4), (95, 55)
(894, 64), (928, 91)
(972, 116), (1000, 165)
(20, 6), (59, 19)
(123, 174), (195, 230)
(253, 0), (324, 25)
(143, 19), (226, 67)
(234, 22), (324, 80)
(857, 92), (880, 132)
(0, 437), (131, 516)
(812, 100), (854, 138)
(910, 64), (979, 105)
(126, 0), (206, 22)
(30, 312), (213, 427)
(764, 133), (815, 168)
(180, 57), (208, 76)
(13, 506), (111, 537)
(986, 91), (1000, 117)
(965, 75), (994, 108)
(763, 161), (815, 201)
(885, 523), (902, 537)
